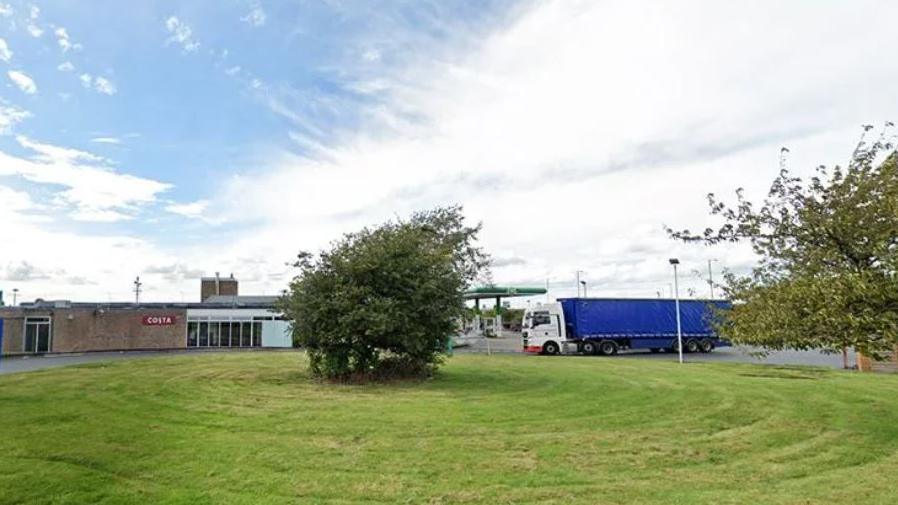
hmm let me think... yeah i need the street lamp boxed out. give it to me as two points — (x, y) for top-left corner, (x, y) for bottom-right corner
(12, 288), (18, 306)
(575, 270), (586, 297)
(580, 280), (587, 297)
(707, 259), (719, 299)
(669, 258), (684, 364)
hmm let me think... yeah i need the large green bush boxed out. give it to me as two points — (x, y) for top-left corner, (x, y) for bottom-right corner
(278, 206), (489, 381)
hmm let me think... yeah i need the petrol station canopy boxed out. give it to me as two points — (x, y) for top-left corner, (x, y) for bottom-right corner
(463, 286), (547, 301)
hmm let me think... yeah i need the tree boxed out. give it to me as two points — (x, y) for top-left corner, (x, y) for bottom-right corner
(278, 206), (489, 381)
(668, 124), (898, 365)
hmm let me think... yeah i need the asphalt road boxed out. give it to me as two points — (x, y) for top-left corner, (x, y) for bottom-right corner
(455, 334), (855, 369)
(0, 338), (854, 375)
(0, 349), (295, 375)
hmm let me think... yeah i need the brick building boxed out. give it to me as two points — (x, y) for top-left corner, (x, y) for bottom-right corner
(0, 276), (292, 355)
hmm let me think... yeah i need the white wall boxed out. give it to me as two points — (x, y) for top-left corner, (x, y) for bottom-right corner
(261, 320), (292, 348)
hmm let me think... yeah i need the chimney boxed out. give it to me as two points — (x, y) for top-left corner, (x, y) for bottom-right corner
(201, 272), (238, 302)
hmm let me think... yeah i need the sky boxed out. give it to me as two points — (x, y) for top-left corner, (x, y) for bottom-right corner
(0, 0), (896, 305)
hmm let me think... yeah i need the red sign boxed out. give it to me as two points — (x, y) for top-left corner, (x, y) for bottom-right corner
(142, 315), (177, 326)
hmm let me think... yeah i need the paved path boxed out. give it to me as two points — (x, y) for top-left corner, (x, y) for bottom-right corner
(455, 334), (854, 369)
(0, 349), (295, 375)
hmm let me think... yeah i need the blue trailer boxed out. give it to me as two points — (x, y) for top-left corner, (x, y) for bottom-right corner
(522, 298), (730, 355)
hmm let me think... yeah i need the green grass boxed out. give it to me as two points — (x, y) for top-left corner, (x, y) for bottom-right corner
(2, 353), (898, 504)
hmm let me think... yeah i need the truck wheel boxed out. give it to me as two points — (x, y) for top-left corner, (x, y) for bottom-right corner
(699, 339), (715, 353)
(599, 341), (618, 356)
(669, 340), (680, 353)
(685, 339), (700, 353)
(542, 341), (560, 356)
(582, 341), (598, 355)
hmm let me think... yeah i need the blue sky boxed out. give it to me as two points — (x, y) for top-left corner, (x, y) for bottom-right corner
(1, 0), (897, 302)
(1, 0), (516, 237)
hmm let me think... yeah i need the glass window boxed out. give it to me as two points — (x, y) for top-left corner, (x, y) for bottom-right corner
(241, 322), (252, 347)
(209, 322), (220, 347)
(232, 322), (242, 347)
(220, 322), (231, 347)
(199, 322), (209, 347)
(187, 322), (198, 347)
(25, 323), (37, 353)
(37, 324), (50, 352)
(531, 312), (551, 327)
(252, 322), (262, 347)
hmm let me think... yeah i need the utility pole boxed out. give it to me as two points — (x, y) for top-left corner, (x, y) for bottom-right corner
(12, 288), (18, 306)
(133, 276), (142, 304)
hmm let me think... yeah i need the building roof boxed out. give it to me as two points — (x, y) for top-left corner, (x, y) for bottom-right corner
(202, 295), (279, 305)
(12, 296), (279, 311)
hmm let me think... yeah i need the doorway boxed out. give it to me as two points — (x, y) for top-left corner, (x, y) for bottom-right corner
(24, 317), (52, 353)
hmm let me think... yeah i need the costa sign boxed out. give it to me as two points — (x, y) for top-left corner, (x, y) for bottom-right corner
(142, 315), (177, 326)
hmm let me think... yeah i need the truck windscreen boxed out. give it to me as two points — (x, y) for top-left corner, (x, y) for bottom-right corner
(525, 312), (550, 328)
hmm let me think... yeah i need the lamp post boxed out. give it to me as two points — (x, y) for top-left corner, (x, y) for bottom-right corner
(575, 270), (586, 297)
(669, 258), (683, 364)
(12, 288), (18, 306)
(707, 259), (719, 299)
(580, 280), (587, 297)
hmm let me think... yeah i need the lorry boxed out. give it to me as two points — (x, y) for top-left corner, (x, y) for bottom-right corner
(521, 298), (730, 355)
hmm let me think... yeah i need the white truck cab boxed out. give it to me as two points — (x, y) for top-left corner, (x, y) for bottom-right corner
(522, 303), (575, 355)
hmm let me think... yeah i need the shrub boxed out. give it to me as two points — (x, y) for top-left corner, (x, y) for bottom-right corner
(278, 206), (489, 381)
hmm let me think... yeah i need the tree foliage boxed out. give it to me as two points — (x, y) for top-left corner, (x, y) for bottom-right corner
(278, 206), (489, 381)
(669, 124), (898, 359)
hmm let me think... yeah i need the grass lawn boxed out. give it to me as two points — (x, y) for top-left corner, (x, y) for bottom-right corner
(1, 352), (898, 504)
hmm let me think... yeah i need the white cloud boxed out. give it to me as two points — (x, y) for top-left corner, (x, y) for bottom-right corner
(210, 0), (898, 302)
(94, 76), (117, 95)
(54, 26), (81, 52)
(7, 70), (36, 94)
(57, 61), (74, 72)
(0, 38), (11, 62)
(16, 135), (108, 164)
(91, 136), (121, 144)
(0, 4), (12, 17)
(0, 136), (171, 221)
(165, 200), (209, 218)
(165, 16), (199, 52)
(0, 100), (31, 133)
(77, 73), (116, 95)
(0, 186), (33, 213)
(26, 23), (42, 37)
(29, 5), (39, 19)
(5, 0), (898, 303)
(0, 192), (185, 301)
(225, 65), (241, 76)
(242, 4), (266, 27)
